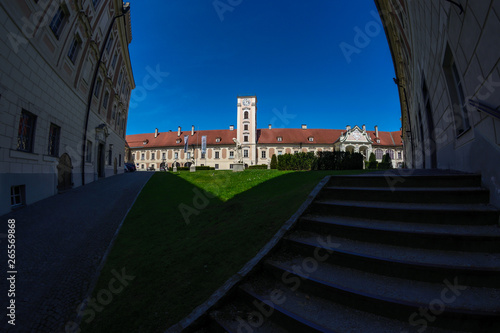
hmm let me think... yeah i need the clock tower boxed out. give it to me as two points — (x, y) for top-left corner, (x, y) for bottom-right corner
(236, 96), (257, 166)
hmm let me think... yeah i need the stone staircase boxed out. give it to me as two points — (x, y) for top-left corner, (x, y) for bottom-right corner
(189, 171), (500, 332)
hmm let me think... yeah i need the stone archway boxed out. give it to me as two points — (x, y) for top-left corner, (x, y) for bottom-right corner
(345, 145), (355, 154)
(57, 153), (73, 192)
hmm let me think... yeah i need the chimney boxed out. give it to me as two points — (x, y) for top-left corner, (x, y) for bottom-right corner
(191, 125), (194, 136)
(229, 125), (234, 131)
(362, 124), (366, 131)
(375, 125), (379, 138)
(154, 128), (158, 138)
(268, 124), (272, 130)
(177, 126), (181, 137)
(346, 125), (351, 131)
(301, 124), (307, 130)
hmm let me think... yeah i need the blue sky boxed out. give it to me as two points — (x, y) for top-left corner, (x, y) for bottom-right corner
(126, 0), (401, 135)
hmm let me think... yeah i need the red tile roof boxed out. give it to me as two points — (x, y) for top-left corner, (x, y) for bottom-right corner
(126, 129), (238, 149)
(126, 128), (402, 148)
(257, 128), (345, 144)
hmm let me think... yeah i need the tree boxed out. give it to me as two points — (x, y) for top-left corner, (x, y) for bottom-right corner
(367, 152), (378, 169)
(270, 154), (277, 169)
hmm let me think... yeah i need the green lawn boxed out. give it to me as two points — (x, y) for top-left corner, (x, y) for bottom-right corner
(80, 169), (366, 332)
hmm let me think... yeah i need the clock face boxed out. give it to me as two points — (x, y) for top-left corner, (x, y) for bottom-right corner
(242, 98), (251, 106)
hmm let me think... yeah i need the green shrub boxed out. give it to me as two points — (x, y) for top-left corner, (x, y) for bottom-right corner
(369, 152), (376, 162)
(248, 164), (268, 169)
(277, 152), (316, 170)
(378, 153), (393, 169)
(313, 151), (364, 170)
(195, 166), (215, 171)
(270, 155), (277, 169)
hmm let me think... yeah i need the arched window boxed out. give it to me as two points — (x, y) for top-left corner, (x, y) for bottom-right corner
(244, 111), (249, 119)
(389, 149), (394, 159)
(375, 149), (383, 160)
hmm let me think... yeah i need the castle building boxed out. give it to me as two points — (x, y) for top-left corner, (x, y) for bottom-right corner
(375, 0), (500, 206)
(126, 96), (404, 170)
(0, 0), (134, 215)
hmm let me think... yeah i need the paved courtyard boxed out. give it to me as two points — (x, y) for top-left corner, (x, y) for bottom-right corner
(0, 171), (153, 333)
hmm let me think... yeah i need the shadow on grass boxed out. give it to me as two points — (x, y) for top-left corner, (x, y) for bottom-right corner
(80, 170), (364, 333)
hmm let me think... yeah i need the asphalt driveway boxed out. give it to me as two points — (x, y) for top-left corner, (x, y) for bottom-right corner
(0, 171), (154, 332)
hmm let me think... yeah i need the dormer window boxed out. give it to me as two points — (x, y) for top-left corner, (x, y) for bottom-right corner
(176, 139), (181, 144)
(143, 139), (149, 145)
(216, 137), (221, 143)
(277, 136), (283, 142)
(308, 137), (314, 142)
(377, 139), (380, 143)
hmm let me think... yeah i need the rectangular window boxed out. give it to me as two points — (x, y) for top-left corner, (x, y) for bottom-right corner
(278, 151), (283, 156)
(118, 70), (123, 86)
(230, 164), (234, 169)
(102, 91), (110, 109)
(106, 35), (114, 53)
(162, 152), (166, 159)
(244, 124), (248, 130)
(244, 135), (248, 142)
(389, 150), (394, 159)
(376, 149), (383, 160)
(229, 151), (234, 158)
(152, 152), (155, 160)
(111, 52), (118, 69)
(397, 151), (402, 160)
(94, 77), (102, 97)
(187, 152), (191, 159)
(11, 185), (26, 208)
(174, 152), (178, 159)
(215, 164), (219, 170)
(243, 150), (249, 158)
(50, 6), (67, 39)
(86, 140), (92, 162)
(443, 44), (470, 136)
(215, 151), (219, 159)
(17, 110), (37, 152)
(141, 153), (145, 160)
(67, 35), (81, 63)
(48, 123), (60, 157)
(294, 151), (298, 154)
(261, 150), (266, 159)
(201, 152), (206, 159)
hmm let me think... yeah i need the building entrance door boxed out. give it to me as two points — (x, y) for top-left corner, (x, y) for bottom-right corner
(97, 143), (105, 178)
(57, 153), (73, 192)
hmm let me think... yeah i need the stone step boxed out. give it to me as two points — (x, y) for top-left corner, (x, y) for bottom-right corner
(231, 274), (455, 333)
(328, 172), (482, 188)
(309, 199), (499, 225)
(263, 257), (500, 332)
(296, 215), (500, 252)
(283, 231), (500, 288)
(319, 186), (490, 204)
(208, 302), (291, 333)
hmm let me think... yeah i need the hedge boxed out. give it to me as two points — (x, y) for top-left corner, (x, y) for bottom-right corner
(277, 152), (316, 170)
(248, 164), (268, 169)
(312, 151), (364, 170)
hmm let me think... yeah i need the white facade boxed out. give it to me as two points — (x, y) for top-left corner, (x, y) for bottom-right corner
(0, 0), (135, 215)
(376, 0), (500, 206)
